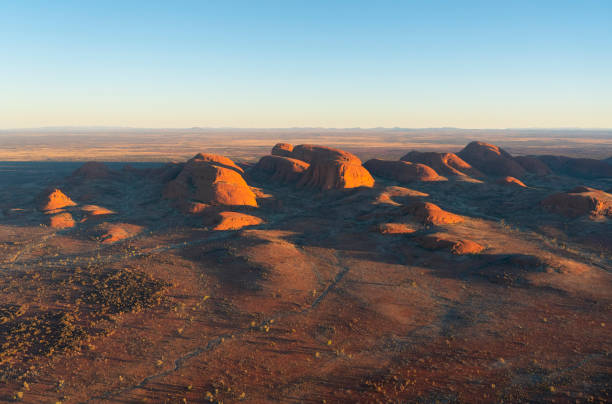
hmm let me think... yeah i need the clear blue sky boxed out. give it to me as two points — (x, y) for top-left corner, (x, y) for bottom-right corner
(1, 1), (611, 128)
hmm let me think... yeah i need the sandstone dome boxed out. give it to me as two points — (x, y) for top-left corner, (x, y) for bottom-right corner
(163, 153), (257, 207)
(457, 141), (526, 177)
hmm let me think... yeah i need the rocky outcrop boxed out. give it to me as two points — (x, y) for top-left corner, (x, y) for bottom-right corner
(38, 189), (77, 212)
(457, 141), (526, 177)
(289, 145), (374, 190)
(271, 143), (294, 157)
(253, 155), (309, 183)
(164, 153), (257, 207)
(400, 151), (482, 177)
(541, 186), (612, 218)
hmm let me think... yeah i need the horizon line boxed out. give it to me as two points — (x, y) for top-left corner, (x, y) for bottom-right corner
(2, 126), (612, 132)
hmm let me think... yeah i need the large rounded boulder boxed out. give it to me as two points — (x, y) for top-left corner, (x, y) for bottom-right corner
(163, 153), (257, 207)
(253, 155), (309, 183)
(289, 145), (374, 190)
(457, 141), (526, 177)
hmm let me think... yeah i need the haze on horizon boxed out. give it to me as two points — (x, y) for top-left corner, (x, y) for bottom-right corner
(1, 0), (611, 130)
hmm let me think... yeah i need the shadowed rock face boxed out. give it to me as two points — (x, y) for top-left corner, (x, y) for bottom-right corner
(514, 156), (553, 175)
(38, 188), (77, 212)
(496, 176), (527, 188)
(542, 186), (612, 218)
(284, 144), (374, 190)
(364, 159), (445, 183)
(401, 151), (482, 178)
(458, 141), (526, 177)
(164, 153), (257, 207)
(253, 155), (309, 183)
(271, 143), (294, 157)
(536, 155), (612, 179)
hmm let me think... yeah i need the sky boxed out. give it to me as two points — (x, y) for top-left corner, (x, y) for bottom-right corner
(1, 1), (611, 129)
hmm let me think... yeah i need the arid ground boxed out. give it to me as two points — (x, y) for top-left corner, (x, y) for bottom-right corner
(0, 130), (611, 403)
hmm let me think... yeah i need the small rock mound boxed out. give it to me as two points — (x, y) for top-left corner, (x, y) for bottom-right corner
(496, 176), (527, 188)
(289, 145), (374, 190)
(514, 156), (552, 175)
(253, 155), (309, 183)
(38, 189), (77, 212)
(71, 162), (113, 179)
(375, 223), (416, 235)
(457, 141), (526, 177)
(164, 153), (257, 207)
(402, 202), (464, 225)
(210, 211), (264, 231)
(364, 159), (445, 183)
(541, 187), (612, 218)
(94, 223), (143, 244)
(271, 143), (294, 157)
(401, 151), (482, 177)
(417, 233), (484, 255)
(48, 212), (75, 229)
(80, 205), (115, 216)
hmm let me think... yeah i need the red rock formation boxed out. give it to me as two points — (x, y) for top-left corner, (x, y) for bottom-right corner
(38, 189), (77, 212)
(211, 211), (264, 231)
(457, 141), (526, 177)
(48, 212), (75, 229)
(400, 151), (482, 177)
(363, 159), (445, 183)
(496, 176), (527, 187)
(164, 154), (257, 207)
(514, 156), (552, 175)
(271, 143), (294, 157)
(417, 233), (484, 255)
(402, 201), (464, 225)
(288, 145), (374, 190)
(253, 155), (309, 183)
(541, 187), (612, 218)
(189, 153), (244, 174)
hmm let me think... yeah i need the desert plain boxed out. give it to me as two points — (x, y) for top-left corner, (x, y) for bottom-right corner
(0, 129), (611, 403)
